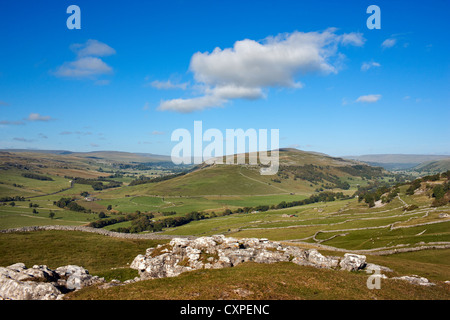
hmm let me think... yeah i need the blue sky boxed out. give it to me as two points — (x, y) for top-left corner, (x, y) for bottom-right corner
(0, 0), (449, 156)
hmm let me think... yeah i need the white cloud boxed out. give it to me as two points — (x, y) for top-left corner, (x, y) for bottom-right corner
(54, 57), (113, 78)
(340, 32), (365, 46)
(26, 113), (53, 122)
(361, 61), (381, 71)
(356, 94), (382, 103)
(158, 95), (226, 113)
(382, 38), (397, 48)
(151, 131), (165, 135)
(158, 29), (365, 112)
(71, 39), (116, 57)
(150, 80), (189, 90)
(54, 40), (115, 79)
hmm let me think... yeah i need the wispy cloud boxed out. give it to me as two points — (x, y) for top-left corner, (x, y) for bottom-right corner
(381, 38), (397, 49)
(26, 113), (53, 122)
(59, 131), (92, 135)
(361, 61), (381, 71)
(158, 28), (366, 113)
(13, 137), (35, 143)
(0, 101), (9, 106)
(53, 40), (115, 79)
(71, 39), (116, 58)
(356, 94), (382, 103)
(150, 79), (189, 90)
(151, 130), (165, 135)
(0, 120), (25, 126)
(142, 102), (150, 111)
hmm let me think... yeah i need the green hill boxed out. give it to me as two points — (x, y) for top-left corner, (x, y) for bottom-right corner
(103, 148), (388, 197)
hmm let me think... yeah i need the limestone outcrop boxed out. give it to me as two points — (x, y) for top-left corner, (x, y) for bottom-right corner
(0, 263), (104, 300)
(130, 235), (368, 280)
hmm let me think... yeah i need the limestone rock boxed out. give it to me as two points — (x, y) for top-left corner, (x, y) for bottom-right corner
(131, 236), (350, 280)
(0, 263), (105, 300)
(392, 275), (435, 286)
(339, 253), (366, 271)
(307, 249), (340, 269)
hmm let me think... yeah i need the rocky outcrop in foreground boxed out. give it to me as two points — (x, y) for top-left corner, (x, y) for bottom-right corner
(2, 235), (439, 299)
(0, 263), (105, 300)
(130, 235), (376, 279)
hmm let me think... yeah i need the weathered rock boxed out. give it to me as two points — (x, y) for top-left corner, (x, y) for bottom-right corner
(0, 277), (62, 300)
(365, 263), (393, 273)
(0, 263), (106, 300)
(131, 236), (350, 280)
(339, 253), (366, 271)
(307, 249), (340, 269)
(392, 275), (435, 286)
(55, 265), (103, 290)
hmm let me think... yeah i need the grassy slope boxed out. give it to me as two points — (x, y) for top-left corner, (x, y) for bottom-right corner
(67, 261), (449, 300)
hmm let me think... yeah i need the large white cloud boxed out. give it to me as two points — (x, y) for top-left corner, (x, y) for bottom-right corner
(158, 29), (365, 112)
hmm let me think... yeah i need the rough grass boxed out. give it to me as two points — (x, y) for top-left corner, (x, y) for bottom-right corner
(0, 230), (167, 280)
(66, 261), (450, 300)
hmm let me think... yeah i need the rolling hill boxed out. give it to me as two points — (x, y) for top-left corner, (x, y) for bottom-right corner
(101, 148), (389, 197)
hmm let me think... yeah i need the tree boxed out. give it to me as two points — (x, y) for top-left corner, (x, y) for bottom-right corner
(107, 204), (112, 211)
(9, 202), (15, 207)
(432, 185), (445, 200)
(32, 208), (38, 214)
(99, 211), (106, 219)
(49, 212), (55, 219)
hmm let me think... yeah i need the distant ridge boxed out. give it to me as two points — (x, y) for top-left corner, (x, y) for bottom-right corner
(0, 149), (171, 163)
(343, 154), (450, 171)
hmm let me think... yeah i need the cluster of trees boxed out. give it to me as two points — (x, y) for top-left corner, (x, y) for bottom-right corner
(431, 180), (450, 207)
(54, 197), (90, 213)
(278, 164), (329, 184)
(88, 216), (128, 228)
(21, 173), (54, 181)
(338, 165), (385, 180)
(277, 165), (351, 190)
(356, 170), (450, 208)
(355, 182), (400, 207)
(106, 210), (207, 233)
(68, 177), (122, 191)
(274, 191), (352, 210)
(0, 196), (25, 202)
(128, 171), (188, 186)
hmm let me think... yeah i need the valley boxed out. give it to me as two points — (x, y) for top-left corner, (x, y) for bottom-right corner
(0, 148), (449, 300)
